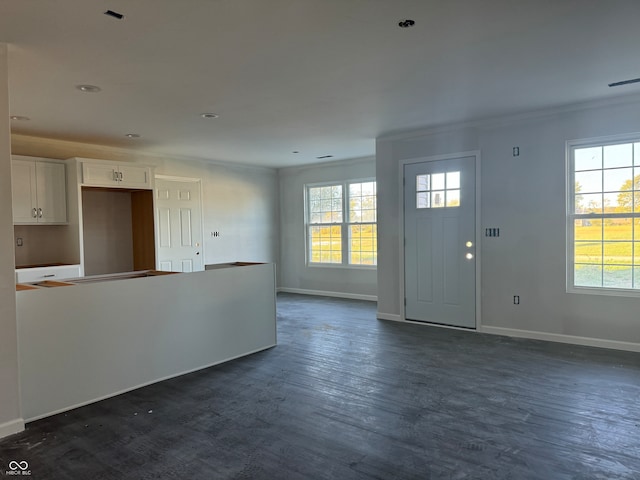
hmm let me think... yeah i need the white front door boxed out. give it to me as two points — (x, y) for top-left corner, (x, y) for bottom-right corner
(404, 156), (476, 328)
(155, 177), (204, 272)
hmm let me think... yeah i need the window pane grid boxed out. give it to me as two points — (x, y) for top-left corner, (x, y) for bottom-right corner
(416, 172), (461, 209)
(307, 181), (376, 267)
(349, 224), (377, 266)
(348, 181), (377, 266)
(571, 139), (640, 290)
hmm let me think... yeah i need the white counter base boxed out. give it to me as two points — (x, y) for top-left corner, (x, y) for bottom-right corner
(17, 263), (276, 421)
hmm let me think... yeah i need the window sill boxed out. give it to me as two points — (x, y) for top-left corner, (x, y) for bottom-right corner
(307, 263), (377, 271)
(567, 285), (640, 298)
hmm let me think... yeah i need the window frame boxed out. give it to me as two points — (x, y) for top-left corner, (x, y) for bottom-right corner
(305, 178), (377, 269)
(566, 133), (640, 296)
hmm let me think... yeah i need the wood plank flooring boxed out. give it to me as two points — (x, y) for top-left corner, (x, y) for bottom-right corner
(1, 293), (639, 479)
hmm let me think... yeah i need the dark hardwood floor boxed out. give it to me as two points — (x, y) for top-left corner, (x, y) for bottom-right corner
(1, 293), (639, 479)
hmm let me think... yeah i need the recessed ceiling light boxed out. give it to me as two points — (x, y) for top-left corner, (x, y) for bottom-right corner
(10, 115), (30, 121)
(200, 113), (220, 119)
(398, 19), (416, 28)
(125, 133), (141, 138)
(76, 84), (101, 93)
(292, 151), (299, 154)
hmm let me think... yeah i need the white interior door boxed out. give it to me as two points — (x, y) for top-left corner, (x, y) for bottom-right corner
(404, 156), (476, 328)
(155, 177), (204, 272)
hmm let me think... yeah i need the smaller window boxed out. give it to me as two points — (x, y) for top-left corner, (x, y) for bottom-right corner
(306, 180), (377, 266)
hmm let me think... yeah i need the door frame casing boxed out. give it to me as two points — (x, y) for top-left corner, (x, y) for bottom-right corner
(398, 151), (482, 329)
(154, 174), (206, 271)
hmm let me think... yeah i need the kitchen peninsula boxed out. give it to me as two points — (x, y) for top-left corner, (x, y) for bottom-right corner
(16, 262), (277, 421)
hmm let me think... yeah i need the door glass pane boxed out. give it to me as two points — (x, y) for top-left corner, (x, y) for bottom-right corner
(416, 192), (429, 209)
(446, 171), (460, 189)
(431, 191), (445, 208)
(635, 143), (640, 166)
(446, 189), (460, 207)
(416, 174), (429, 191)
(431, 173), (445, 190)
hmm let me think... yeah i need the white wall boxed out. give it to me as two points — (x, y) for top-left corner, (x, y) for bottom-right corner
(147, 157), (279, 266)
(11, 136), (280, 269)
(0, 44), (24, 438)
(377, 96), (640, 349)
(278, 156), (377, 298)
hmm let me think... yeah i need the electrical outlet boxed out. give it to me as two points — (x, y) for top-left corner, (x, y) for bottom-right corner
(16, 237), (23, 247)
(513, 295), (520, 305)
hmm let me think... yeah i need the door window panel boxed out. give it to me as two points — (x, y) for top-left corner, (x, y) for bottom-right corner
(416, 171), (461, 209)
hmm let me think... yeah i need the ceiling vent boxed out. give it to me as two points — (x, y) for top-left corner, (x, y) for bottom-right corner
(104, 10), (125, 20)
(316, 155), (333, 159)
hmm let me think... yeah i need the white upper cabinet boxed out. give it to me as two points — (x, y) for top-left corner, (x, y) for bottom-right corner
(12, 158), (67, 224)
(82, 161), (152, 189)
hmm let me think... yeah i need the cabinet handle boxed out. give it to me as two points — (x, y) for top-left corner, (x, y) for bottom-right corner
(38, 207), (43, 218)
(119, 171), (123, 181)
(113, 170), (118, 181)
(32, 207), (37, 218)
(43, 274), (55, 278)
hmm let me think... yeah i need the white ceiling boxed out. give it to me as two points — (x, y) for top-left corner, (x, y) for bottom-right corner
(2, 0), (640, 168)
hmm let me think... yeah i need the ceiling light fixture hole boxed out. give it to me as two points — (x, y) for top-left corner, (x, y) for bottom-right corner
(125, 133), (141, 138)
(10, 115), (30, 121)
(76, 84), (101, 93)
(398, 19), (415, 28)
(200, 113), (220, 119)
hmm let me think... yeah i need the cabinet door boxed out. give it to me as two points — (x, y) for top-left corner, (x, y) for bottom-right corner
(36, 162), (67, 223)
(11, 161), (38, 223)
(119, 165), (151, 189)
(82, 163), (118, 187)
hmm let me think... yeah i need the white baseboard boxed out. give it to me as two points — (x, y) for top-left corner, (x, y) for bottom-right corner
(480, 326), (640, 353)
(376, 312), (402, 322)
(277, 287), (377, 302)
(0, 418), (25, 440)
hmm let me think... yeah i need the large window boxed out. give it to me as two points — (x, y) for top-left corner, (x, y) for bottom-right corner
(568, 136), (640, 292)
(307, 180), (377, 266)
